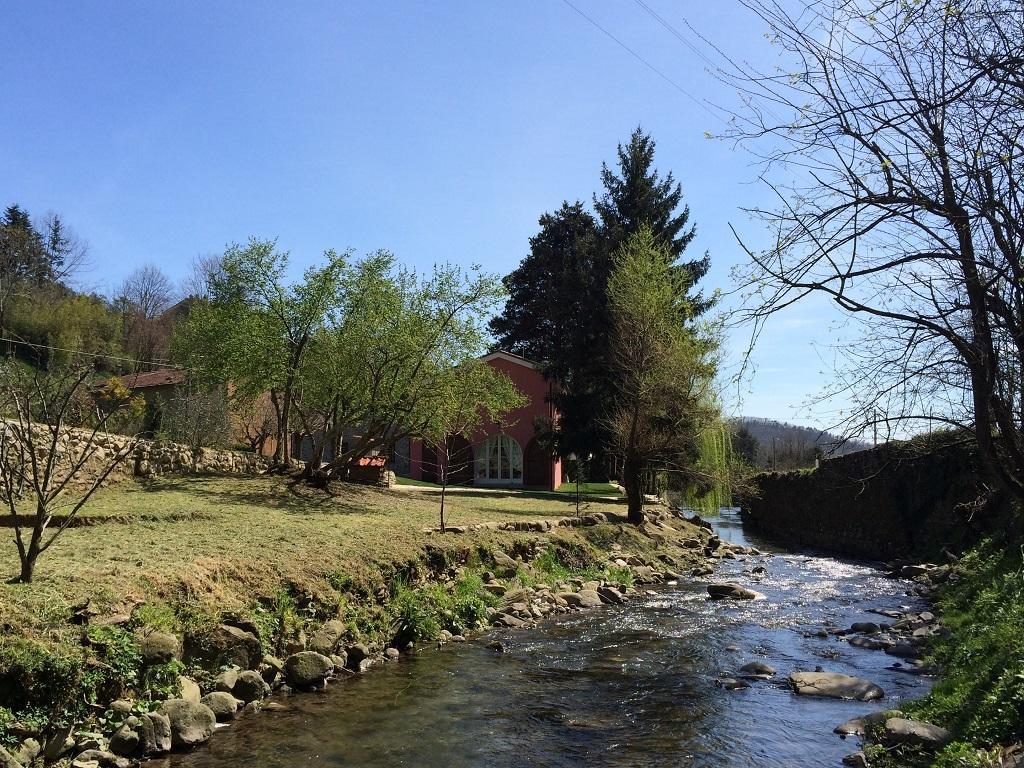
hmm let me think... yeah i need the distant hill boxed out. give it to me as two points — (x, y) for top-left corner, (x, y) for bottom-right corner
(731, 416), (870, 471)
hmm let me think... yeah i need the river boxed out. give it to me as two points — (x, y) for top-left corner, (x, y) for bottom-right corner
(166, 508), (931, 767)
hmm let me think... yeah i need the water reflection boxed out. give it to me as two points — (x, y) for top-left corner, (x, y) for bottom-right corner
(167, 509), (929, 768)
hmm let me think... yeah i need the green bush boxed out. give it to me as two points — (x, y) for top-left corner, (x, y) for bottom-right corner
(910, 541), (1024, 747)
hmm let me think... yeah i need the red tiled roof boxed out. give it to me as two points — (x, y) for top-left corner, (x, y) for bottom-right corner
(121, 369), (187, 389)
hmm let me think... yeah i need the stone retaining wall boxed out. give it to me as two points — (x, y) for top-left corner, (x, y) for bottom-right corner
(739, 438), (1010, 561)
(29, 427), (270, 486)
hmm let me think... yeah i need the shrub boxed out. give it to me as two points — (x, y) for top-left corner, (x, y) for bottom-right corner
(910, 541), (1024, 747)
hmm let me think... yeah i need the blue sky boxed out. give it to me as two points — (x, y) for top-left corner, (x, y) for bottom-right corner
(1, 0), (850, 429)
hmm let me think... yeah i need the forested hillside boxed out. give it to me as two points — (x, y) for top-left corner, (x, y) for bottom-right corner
(731, 416), (869, 471)
(0, 202), (185, 371)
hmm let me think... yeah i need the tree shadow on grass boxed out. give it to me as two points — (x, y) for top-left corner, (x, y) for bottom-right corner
(132, 475), (343, 514)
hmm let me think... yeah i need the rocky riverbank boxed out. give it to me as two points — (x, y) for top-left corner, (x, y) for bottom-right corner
(0, 503), (722, 768)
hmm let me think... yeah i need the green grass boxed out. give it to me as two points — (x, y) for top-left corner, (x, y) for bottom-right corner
(865, 538), (1024, 767)
(554, 482), (622, 496)
(0, 475), (630, 638)
(395, 476), (444, 487)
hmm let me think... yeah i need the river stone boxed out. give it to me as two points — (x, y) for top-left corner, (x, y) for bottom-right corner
(138, 631), (181, 664)
(576, 589), (604, 608)
(158, 699), (216, 749)
(284, 651), (334, 688)
(790, 671), (884, 701)
(142, 711), (172, 754)
(71, 749), (125, 768)
(192, 624), (263, 669)
(882, 718), (951, 749)
(15, 738), (40, 764)
(344, 643), (370, 669)
(738, 661), (776, 679)
(233, 670), (271, 703)
(309, 619), (346, 655)
(597, 585), (626, 605)
(707, 584), (761, 600)
(849, 636), (891, 651)
(108, 725), (139, 757)
(850, 621), (881, 634)
(834, 711), (891, 738)
(715, 677), (750, 690)
(201, 692), (239, 722)
(213, 667), (239, 692)
(885, 643), (922, 659)
(177, 676), (201, 704)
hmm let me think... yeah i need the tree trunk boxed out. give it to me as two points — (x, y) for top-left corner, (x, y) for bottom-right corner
(17, 534), (41, 583)
(269, 389), (284, 465)
(622, 455), (644, 524)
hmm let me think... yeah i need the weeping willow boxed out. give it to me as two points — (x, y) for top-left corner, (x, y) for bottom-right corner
(674, 420), (733, 516)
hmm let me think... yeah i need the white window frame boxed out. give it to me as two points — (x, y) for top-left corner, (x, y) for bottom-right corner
(475, 434), (523, 485)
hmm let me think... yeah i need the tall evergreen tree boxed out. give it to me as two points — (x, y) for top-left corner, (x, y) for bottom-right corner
(594, 126), (711, 316)
(490, 129), (712, 469)
(488, 201), (598, 366)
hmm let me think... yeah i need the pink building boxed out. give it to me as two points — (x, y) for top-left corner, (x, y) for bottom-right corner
(398, 351), (563, 491)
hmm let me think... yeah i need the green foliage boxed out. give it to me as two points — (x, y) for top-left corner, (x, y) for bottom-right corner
(604, 564), (634, 589)
(140, 659), (185, 702)
(908, 541), (1024, 747)
(86, 625), (142, 694)
(0, 638), (86, 726)
(605, 225), (724, 519)
(490, 129), (713, 463)
(132, 602), (178, 633)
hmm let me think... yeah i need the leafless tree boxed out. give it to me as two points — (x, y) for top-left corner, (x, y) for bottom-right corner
(727, 0), (1024, 502)
(0, 363), (141, 582)
(183, 253), (225, 299)
(115, 264), (178, 368)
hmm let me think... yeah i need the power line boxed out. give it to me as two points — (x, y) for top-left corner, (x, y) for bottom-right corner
(631, 0), (721, 72)
(0, 335), (184, 370)
(558, 0), (724, 125)
(629, 0), (786, 126)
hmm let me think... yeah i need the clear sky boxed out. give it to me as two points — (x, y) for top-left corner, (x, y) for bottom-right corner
(1, 0), (851, 429)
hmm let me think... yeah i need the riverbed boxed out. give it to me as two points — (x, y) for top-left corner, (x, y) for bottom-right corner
(166, 509), (931, 767)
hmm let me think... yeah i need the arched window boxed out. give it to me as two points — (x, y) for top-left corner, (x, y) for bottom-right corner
(475, 434), (523, 485)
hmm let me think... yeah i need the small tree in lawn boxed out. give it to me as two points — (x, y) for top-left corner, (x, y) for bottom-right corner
(605, 227), (724, 523)
(421, 361), (524, 532)
(0, 363), (143, 583)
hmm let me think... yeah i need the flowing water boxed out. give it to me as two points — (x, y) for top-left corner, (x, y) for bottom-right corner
(166, 509), (931, 767)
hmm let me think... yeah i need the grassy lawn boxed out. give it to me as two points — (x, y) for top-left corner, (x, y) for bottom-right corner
(0, 474), (628, 642)
(397, 476), (623, 498)
(554, 481), (622, 496)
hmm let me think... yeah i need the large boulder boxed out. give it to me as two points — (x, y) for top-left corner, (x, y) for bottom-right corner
(201, 692), (239, 722)
(309, 619), (347, 655)
(881, 718), (951, 749)
(190, 624), (263, 669)
(108, 724), (140, 757)
(138, 631), (181, 665)
(707, 584), (762, 600)
(232, 669), (271, 703)
(159, 699), (216, 749)
(790, 671), (884, 701)
(142, 712), (172, 754)
(284, 651), (334, 688)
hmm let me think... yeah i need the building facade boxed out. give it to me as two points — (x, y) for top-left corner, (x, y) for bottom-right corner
(397, 351), (563, 491)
